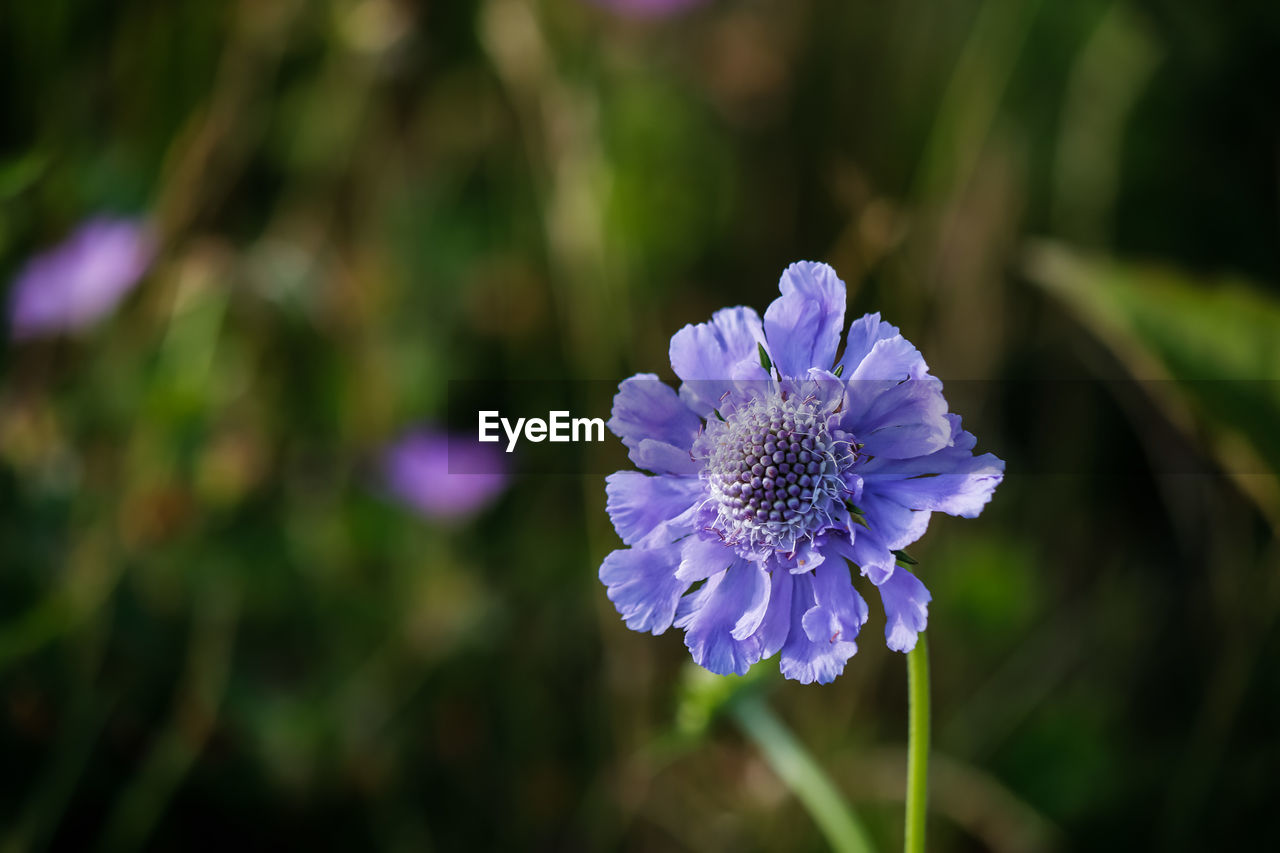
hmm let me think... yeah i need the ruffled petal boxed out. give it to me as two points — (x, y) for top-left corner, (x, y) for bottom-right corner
(780, 573), (860, 684)
(849, 525), (901, 584)
(631, 439), (700, 477)
(849, 333), (928, 382)
(772, 536), (828, 575)
(674, 570), (716, 627)
(801, 559), (869, 644)
(836, 312), (900, 376)
(865, 454), (1004, 518)
(763, 262), (847, 377)
(828, 527), (896, 585)
(609, 375), (702, 467)
(782, 367), (846, 414)
(856, 415), (952, 459)
(942, 413), (977, 450)
(680, 560), (772, 675)
(859, 491), (932, 550)
(677, 535), (738, 583)
(605, 471), (704, 546)
(669, 307), (767, 416)
(731, 564), (774, 641)
(860, 415), (1005, 518)
(599, 544), (689, 635)
(747, 567), (795, 659)
(876, 566), (931, 652)
(840, 340), (950, 459)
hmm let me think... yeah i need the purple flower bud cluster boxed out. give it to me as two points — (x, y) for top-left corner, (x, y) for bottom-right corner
(698, 396), (852, 553)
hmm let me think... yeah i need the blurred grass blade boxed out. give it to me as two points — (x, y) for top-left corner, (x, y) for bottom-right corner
(730, 695), (875, 853)
(1052, 4), (1162, 245)
(916, 0), (1041, 200)
(100, 581), (238, 851)
(1025, 240), (1280, 518)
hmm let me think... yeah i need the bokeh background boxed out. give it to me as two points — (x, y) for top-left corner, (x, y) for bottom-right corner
(2, 0), (1279, 850)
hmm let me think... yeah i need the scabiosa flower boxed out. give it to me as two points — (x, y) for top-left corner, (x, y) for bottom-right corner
(600, 262), (1004, 683)
(382, 428), (509, 521)
(8, 217), (155, 340)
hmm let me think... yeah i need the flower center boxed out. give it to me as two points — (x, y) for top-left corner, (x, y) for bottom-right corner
(697, 395), (853, 554)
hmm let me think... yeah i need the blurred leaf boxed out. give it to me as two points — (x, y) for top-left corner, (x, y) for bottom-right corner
(0, 151), (48, 200)
(674, 660), (766, 740)
(1025, 241), (1280, 517)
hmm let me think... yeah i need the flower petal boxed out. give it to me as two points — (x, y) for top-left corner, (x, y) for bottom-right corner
(860, 415), (1005, 518)
(599, 544), (689, 635)
(865, 454), (1004, 518)
(609, 374), (702, 458)
(677, 535), (738, 583)
(776, 369), (846, 428)
(681, 560), (772, 675)
(876, 566), (931, 652)
(670, 306), (767, 416)
(631, 438), (701, 477)
(836, 312), (901, 376)
(779, 573), (860, 684)
(772, 536), (828, 575)
(840, 338), (951, 459)
(801, 559), (869, 644)
(763, 262), (847, 377)
(839, 528), (896, 585)
(825, 531), (894, 584)
(605, 471), (704, 547)
(858, 491), (931, 550)
(849, 333), (927, 382)
(748, 567), (795, 659)
(731, 564), (774, 641)
(856, 418), (952, 459)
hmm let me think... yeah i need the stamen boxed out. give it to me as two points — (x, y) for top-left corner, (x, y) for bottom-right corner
(693, 394), (856, 554)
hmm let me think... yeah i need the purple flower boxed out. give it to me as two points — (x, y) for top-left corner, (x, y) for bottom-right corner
(8, 217), (155, 340)
(600, 262), (1004, 683)
(593, 0), (709, 19)
(382, 429), (509, 521)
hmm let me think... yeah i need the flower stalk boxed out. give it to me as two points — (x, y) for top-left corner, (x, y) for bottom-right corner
(904, 633), (930, 853)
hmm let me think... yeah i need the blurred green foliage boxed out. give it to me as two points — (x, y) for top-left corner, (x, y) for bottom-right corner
(2, 0), (1280, 851)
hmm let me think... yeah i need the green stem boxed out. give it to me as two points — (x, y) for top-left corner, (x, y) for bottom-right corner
(904, 633), (931, 853)
(731, 694), (874, 853)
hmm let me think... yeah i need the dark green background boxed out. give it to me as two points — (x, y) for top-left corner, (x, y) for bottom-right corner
(2, 1), (1279, 850)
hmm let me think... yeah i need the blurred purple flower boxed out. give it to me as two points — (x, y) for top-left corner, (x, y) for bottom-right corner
(8, 217), (155, 340)
(382, 429), (509, 521)
(593, 0), (709, 18)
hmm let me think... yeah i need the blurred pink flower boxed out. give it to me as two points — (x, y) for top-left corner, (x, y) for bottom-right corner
(594, 0), (710, 18)
(8, 217), (155, 340)
(381, 429), (509, 521)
